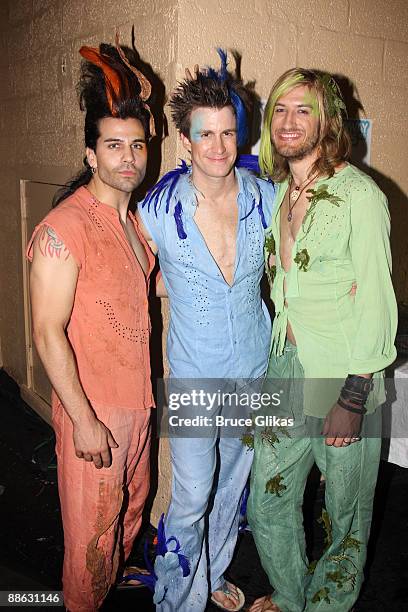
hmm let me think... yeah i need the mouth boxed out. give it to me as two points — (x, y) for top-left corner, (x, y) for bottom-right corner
(207, 157), (229, 163)
(276, 132), (303, 142)
(119, 170), (138, 177)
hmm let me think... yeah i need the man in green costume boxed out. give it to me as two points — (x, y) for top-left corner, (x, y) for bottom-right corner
(247, 68), (397, 612)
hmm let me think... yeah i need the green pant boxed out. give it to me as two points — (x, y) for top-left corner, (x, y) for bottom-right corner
(247, 345), (381, 612)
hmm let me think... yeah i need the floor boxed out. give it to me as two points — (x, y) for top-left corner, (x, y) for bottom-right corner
(1, 369), (407, 611)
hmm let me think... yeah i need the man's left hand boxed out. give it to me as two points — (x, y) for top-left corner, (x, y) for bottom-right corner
(322, 402), (363, 447)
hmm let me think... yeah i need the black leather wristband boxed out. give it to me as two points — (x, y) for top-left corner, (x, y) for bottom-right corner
(337, 375), (372, 415)
(338, 397), (367, 415)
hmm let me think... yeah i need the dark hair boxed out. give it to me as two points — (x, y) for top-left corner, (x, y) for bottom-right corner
(53, 43), (151, 207)
(169, 51), (251, 147)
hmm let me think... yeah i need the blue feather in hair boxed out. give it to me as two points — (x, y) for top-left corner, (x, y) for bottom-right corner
(216, 48), (228, 81)
(230, 89), (248, 147)
(204, 48), (248, 147)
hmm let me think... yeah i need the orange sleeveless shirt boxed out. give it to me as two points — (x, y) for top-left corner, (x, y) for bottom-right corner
(27, 186), (155, 410)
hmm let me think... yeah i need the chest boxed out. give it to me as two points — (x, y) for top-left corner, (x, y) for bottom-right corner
(121, 218), (149, 276)
(279, 188), (310, 271)
(194, 201), (238, 269)
(81, 216), (150, 290)
(276, 183), (350, 272)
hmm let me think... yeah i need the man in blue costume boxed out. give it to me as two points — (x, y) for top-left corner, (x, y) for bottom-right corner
(137, 51), (276, 611)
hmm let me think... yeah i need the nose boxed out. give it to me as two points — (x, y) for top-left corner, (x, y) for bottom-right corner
(122, 144), (136, 164)
(212, 135), (226, 154)
(282, 109), (298, 130)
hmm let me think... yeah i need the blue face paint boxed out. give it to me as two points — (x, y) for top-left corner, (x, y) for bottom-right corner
(190, 113), (205, 143)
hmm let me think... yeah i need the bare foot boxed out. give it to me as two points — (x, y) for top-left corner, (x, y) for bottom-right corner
(211, 581), (243, 610)
(248, 595), (281, 612)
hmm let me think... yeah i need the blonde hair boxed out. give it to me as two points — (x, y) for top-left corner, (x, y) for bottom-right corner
(259, 68), (351, 182)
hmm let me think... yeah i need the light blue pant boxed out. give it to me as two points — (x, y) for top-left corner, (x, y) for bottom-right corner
(154, 433), (253, 611)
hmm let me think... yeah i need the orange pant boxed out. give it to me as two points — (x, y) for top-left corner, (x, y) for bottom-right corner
(52, 402), (151, 612)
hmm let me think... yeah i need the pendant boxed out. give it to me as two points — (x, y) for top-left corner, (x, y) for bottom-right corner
(287, 212), (293, 222)
(290, 189), (300, 203)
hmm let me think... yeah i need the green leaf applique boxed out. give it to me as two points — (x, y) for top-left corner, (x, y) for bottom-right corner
(265, 474), (287, 496)
(265, 231), (276, 256)
(302, 184), (344, 238)
(306, 184), (343, 208)
(241, 433), (254, 449)
(294, 248), (310, 271)
(265, 231), (277, 284)
(312, 508), (363, 599)
(311, 587), (331, 604)
(319, 73), (347, 117)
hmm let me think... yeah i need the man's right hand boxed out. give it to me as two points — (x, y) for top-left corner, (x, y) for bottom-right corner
(72, 415), (118, 469)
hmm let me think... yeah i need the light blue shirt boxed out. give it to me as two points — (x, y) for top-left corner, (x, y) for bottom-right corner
(139, 166), (276, 379)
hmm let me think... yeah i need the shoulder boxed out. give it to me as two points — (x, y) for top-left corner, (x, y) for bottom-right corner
(337, 164), (386, 202)
(27, 188), (89, 265)
(44, 187), (89, 230)
(140, 162), (192, 218)
(236, 168), (275, 198)
(256, 176), (276, 199)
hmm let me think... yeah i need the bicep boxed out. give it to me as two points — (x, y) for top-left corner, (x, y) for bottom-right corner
(30, 227), (79, 330)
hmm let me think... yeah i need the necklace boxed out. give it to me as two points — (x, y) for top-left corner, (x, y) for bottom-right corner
(188, 174), (205, 202)
(287, 174), (318, 222)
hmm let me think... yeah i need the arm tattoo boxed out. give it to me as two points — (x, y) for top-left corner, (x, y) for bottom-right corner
(38, 225), (70, 260)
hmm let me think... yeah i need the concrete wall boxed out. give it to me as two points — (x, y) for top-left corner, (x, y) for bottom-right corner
(0, 0), (407, 521)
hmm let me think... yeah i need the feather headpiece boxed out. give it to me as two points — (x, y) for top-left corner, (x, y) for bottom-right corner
(170, 47), (250, 148)
(204, 48), (248, 147)
(79, 33), (156, 137)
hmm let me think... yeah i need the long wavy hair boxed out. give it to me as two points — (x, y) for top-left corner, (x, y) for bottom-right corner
(259, 68), (351, 182)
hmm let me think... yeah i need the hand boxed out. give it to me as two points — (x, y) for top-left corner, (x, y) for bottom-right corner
(322, 402), (363, 447)
(73, 415), (118, 469)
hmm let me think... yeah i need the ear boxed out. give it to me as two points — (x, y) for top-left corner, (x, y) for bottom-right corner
(86, 147), (97, 170)
(180, 132), (192, 154)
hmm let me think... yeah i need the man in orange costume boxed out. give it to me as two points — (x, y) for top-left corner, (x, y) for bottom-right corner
(27, 39), (160, 611)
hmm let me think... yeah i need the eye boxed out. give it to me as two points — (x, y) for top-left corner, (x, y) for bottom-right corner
(298, 108), (311, 115)
(274, 107), (285, 113)
(201, 132), (210, 138)
(108, 143), (120, 149)
(131, 143), (145, 150)
(223, 131), (235, 137)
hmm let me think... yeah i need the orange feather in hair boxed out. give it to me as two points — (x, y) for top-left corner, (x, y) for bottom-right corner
(79, 46), (126, 116)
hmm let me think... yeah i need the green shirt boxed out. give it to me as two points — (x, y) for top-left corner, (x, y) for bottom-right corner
(266, 164), (397, 417)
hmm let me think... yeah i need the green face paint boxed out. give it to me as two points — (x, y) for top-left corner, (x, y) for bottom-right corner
(303, 90), (319, 117)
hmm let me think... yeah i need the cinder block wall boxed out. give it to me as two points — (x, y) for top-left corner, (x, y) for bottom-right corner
(177, 0), (408, 297)
(0, 0), (178, 382)
(0, 0), (407, 520)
